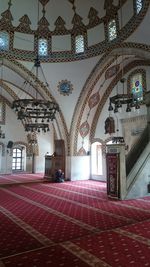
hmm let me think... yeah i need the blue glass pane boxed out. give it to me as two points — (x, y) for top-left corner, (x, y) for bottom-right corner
(60, 82), (70, 93)
(0, 31), (9, 50)
(38, 38), (48, 56)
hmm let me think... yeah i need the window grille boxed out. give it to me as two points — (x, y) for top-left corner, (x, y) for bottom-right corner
(38, 38), (48, 56)
(108, 19), (117, 41)
(0, 32), (9, 51)
(75, 35), (84, 54)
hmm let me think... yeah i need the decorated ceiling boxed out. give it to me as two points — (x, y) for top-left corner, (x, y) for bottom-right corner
(0, 0), (149, 62)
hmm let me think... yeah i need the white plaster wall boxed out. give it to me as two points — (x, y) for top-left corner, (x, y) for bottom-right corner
(91, 155), (107, 182)
(0, 105), (55, 175)
(0, 105), (27, 174)
(126, 5), (150, 45)
(35, 130), (54, 173)
(70, 156), (90, 181)
(41, 55), (100, 131)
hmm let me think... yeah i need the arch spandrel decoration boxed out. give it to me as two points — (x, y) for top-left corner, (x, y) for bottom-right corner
(70, 45), (150, 156)
(89, 59), (150, 145)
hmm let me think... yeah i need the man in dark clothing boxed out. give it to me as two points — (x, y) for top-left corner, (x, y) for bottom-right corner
(55, 169), (64, 183)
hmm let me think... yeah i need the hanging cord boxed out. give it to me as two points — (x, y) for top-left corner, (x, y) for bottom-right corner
(35, 0), (40, 100)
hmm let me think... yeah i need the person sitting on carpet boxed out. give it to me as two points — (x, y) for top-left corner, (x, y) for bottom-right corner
(55, 169), (64, 183)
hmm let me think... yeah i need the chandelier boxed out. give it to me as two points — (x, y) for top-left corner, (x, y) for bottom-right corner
(11, 1), (59, 133)
(12, 57), (59, 133)
(108, 77), (141, 113)
(108, 1), (141, 115)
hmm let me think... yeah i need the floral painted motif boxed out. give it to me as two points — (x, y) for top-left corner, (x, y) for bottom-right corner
(77, 147), (87, 155)
(105, 64), (120, 80)
(79, 121), (90, 137)
(39, 0), (49, 6)
(57, 80), (73, 96)
(88, 92), (100, 109)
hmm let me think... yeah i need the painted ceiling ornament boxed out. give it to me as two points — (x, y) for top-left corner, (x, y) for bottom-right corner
(38, 0), (50, 35)
(57, 80), (73, 96)
(54, 17), (67, 34)
(68, 0), (75, 4)
(77, 147), (87, 156)
(79, 121), (90, 138)
(17, 15), (32, 33)
(39, 0), (49, 6)
(88, 7), (101, 27)
(68, 0), (76, 13)
(8, 0), (12, 9)
(0, 0), (13, 30)
(104, 0), (119, 16)
(105, 64), (120, 80)
(88, 91), (100, 109)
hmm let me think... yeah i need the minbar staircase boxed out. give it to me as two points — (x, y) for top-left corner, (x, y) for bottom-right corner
(125, 125), (150, 199)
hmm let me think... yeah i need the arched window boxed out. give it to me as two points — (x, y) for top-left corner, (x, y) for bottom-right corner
(91, 142), (103, 175)
(128, 69), (146, 105)
(38, 38), (48, 56)
(12, 148), (23, 171)
(108, 19), (117, 41)
(0, 31), (9, 51)
(135, 0), (143, 14)
(75, 35), (84, 54)
(131, 72), (144, 102)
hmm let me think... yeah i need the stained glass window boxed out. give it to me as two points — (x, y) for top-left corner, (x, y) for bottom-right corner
(75, 35), (84, 54)
(108, 19), (117, 41)
(0, 31), (9, 51)
(38, 38), (48, 56)
(136, 0), (143, 14)
(131, 73), (143, 101)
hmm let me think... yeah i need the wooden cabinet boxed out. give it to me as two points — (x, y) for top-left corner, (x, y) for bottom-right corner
(44, 140), (65, 182)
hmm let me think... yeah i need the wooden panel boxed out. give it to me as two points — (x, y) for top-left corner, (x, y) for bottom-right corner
(55, 139), (65, 156)
(44, 139), (65, 181)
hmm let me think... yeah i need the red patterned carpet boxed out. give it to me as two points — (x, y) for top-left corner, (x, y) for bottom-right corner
(0, 174), (150, 267)
(0, 173), (43, 185)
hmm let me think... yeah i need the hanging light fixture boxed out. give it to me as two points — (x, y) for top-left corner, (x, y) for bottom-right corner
(108, 76), (140, 114)
(108, 4), (141, 114)
(12, 1), (59, 133)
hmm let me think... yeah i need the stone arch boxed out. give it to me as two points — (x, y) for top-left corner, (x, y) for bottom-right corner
(70, 44), (150, 155)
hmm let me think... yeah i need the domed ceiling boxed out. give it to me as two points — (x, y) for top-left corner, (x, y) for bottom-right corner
(0, 0), (149, 62)
(0, 0), (149, 156)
